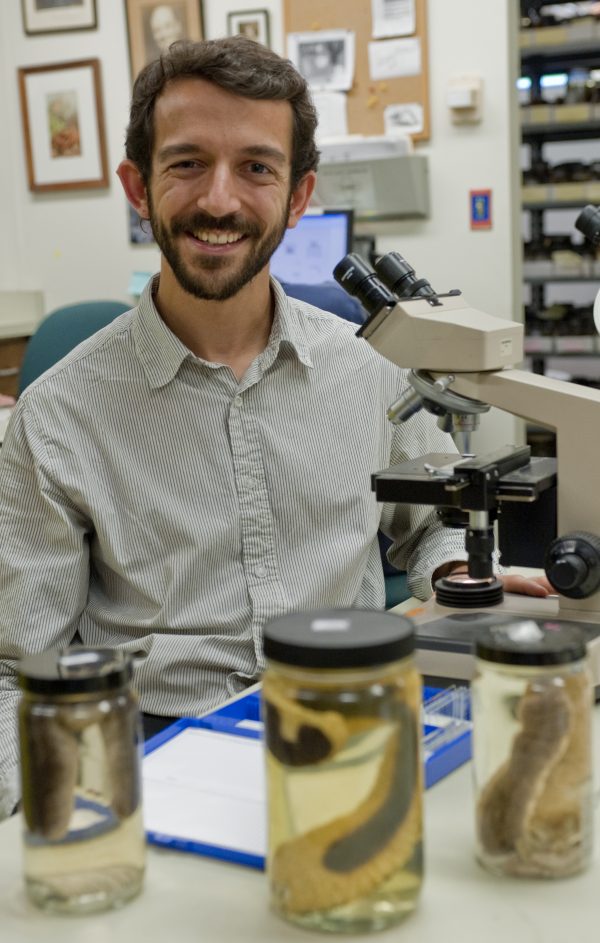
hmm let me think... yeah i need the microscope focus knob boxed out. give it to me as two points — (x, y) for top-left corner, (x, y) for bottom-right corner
(544, 531), (600, 598)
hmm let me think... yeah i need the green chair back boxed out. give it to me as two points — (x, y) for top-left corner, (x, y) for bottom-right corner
(18, 300), (130, 395)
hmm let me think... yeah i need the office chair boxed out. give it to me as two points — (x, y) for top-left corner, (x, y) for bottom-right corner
(280, 280), (365, 326)
(18, 300), (130, 395)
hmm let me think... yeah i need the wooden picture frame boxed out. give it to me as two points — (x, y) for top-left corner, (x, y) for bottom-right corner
(125, 0), (203, 79)
(18, 59), (109, 193)
(21, 0), (97, 35)
(227, 9), (271, 47)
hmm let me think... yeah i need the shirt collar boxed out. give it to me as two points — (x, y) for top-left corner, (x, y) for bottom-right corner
(133, 274), (313, 390)
(265, 277), (313, 370)
(133, 275), (193, 389)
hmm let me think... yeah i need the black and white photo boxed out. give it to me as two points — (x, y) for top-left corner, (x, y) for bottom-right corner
(287, 30), (355, 92)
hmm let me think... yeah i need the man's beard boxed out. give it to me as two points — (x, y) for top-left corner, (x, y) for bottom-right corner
(147, 194), (292, 301)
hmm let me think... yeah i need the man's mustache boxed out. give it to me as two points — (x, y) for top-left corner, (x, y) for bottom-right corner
(170, 213), (262, 238)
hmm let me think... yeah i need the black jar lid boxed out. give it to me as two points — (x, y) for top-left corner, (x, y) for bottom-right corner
(263, 609), (415, 668)
(474, 619), (587, 666)
(18, 647), (133, 695)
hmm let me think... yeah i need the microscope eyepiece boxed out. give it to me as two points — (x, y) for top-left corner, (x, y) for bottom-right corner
(374, 251), (437, 299)
(575, 204), (600, 247)
(333, 253), (397, 317)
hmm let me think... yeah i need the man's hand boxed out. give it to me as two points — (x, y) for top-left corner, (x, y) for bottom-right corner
(433, 561), (555, 598)
(499, 573), (554, 597)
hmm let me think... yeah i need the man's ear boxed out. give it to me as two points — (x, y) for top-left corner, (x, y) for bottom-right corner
(117, 160), (150, 219)
(287, 171), (317, 230)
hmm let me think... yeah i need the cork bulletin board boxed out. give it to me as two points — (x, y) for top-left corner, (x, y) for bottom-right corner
(282, 0), (429, 141)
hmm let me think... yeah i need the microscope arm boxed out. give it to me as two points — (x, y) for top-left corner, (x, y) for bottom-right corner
(444, 368), (598, 563)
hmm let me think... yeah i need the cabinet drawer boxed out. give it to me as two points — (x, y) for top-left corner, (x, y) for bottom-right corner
(0, 336), (29, 397)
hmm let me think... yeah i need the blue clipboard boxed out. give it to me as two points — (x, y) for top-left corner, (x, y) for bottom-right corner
(143, 685), (471, 870)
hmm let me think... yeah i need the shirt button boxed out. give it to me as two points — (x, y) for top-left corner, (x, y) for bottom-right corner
(254, 565), (267, 579)
(233, 395), (243, 408)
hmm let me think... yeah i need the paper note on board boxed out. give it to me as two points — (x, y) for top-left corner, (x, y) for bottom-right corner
(371, 0), (416, 38)
(384, 102), (424, 136)
(368, 37), (421, 81)
(312, 91), (349, 139)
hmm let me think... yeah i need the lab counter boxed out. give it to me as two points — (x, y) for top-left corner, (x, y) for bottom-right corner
(0, 709), (598, 943)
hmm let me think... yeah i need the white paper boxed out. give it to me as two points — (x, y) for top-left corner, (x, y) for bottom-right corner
(288, 29), (355, 92)
(384, 101), (424, 135)
(312, 91), (348, 140)
(143, 728), (266, 856)
(368, 36), (421, 81)
(371, 0), (416, 38)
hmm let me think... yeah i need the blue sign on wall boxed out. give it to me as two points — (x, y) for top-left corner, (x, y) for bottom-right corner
(470, 189), (492, 229)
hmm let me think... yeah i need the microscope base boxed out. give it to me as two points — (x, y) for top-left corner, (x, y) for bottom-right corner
(398, 593), (600, 694)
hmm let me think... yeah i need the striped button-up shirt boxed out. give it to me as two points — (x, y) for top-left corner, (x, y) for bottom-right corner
(0, 277), (465, 814)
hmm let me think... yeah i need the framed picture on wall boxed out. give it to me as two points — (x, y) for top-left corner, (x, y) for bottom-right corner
(21, 0), (97, 35)
(125, 0), (203, 79)
(227, 9), (271, 47)
(18, 59), (109, 193)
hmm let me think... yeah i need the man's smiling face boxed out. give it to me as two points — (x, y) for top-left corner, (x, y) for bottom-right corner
(145, 78), (301, 301)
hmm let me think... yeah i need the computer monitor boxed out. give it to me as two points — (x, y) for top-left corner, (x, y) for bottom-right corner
(270, 209), (353, 285)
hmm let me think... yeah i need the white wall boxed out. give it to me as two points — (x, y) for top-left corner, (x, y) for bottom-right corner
(0, 0), (523, 451)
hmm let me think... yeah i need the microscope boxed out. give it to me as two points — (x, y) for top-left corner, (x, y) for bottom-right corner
(334, 205), (600, 686)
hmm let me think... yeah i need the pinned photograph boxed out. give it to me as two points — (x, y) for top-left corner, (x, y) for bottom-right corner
(18, 59), (109, 193)
(288, 30), (355, 92)
(227, 9), (270, 47)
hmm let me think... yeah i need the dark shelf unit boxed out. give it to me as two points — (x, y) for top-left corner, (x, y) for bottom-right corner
(520, 22), (600, 348)
(522, 198), (596, 210)
(519, 8), (600, 453)
(521, 37), (600, 63)
(522, 121), (600, 141)
(524, 275), (599, 283)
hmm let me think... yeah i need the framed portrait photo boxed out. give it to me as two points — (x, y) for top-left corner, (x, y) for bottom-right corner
(18, 59), (109, 193)
(227, 9), (271, 47)
(125, 0), (203, 79)
(21, 0), (97, 35)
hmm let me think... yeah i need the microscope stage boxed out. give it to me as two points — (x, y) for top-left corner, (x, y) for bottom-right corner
(403, 595), (600, 696)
